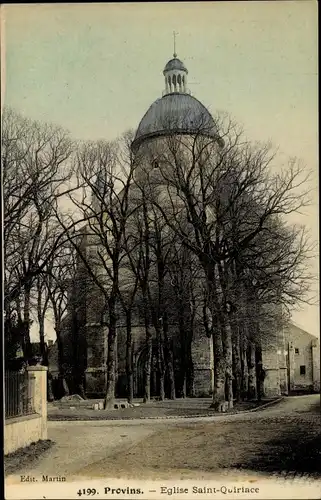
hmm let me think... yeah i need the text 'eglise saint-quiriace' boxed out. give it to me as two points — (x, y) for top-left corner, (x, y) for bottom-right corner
(160, 486), (260, 495)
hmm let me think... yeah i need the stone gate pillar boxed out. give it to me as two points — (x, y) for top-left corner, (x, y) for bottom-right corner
(27, 365), (48, 440)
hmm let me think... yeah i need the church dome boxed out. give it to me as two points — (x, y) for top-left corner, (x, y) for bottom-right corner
(163, 57), (188, 74)
(132, 48), (223, 152)
(132, 93), (218, 151)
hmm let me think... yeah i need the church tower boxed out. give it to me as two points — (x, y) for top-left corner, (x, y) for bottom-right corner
(127, 44), (222, 398)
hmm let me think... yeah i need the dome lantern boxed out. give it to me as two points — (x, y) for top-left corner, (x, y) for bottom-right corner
(163, 31), (189, 95)
(163, 57), (188, 95)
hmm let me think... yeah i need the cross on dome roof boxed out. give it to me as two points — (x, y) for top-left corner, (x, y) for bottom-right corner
(173, 30), (178, 58)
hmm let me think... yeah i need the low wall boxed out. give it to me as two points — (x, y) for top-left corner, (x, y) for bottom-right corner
(4, 414), (43, 455)
(5, 366), (48, 456)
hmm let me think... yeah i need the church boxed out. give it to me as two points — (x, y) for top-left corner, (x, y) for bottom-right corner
(54, 51), (320, 401)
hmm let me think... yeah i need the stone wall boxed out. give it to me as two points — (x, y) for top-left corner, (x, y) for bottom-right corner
(262, 346), (282, 397)
(5, 415), (44, 456)
(191, 334), (213, 397)
(261, 319), (289, 397)
(85, 368), (107, 398)
(86, 324), (108, 368)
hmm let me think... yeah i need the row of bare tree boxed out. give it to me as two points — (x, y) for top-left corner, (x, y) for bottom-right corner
(3, 108), (78, 384)
(2, 107), (315, 409)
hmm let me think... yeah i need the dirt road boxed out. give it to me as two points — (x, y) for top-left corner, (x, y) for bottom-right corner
(7, 395), (321, 481)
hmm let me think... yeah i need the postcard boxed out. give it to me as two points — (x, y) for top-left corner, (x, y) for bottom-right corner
(2, 2), (320, 500)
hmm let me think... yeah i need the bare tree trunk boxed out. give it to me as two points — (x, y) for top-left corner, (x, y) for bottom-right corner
(232, 323), (242, 403)
(186, 302), (195, 397)
(241, 335), (249, 400)
(125, 310), (134, 404)
(163, 311), (175, 400)
(62, 377), (70, 396)
(208, 267), (226, 411)
(155, 324), (165, 401)
(186, 340), (194, 397)
(105, 332), (117, 408)
(54, 325), (67, 399)
(223, 320), (234, 409)
(37, 278), (49, 364)
(104, 296), (117, 409)
(71, 306), (79, 396)
(39, 317), (47, 362)
(159, 372), (165, 401)
(47, 372), (54, 402)
(178, 313), (186, 398)
(142, 288), (152, 403)
(256, 345), (264, 401)
(23, 284), (32, 360)
(41, 308), (53, 401)
(38, 310), (49, 367)
(55, 325), (63, 372)
(211, 326), (226, 409)
(248, 341), (257, 400)
(143, 309), (153, 403)
(210, 299), (226, 409)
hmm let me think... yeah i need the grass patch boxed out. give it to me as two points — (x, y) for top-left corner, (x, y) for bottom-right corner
(5, 439), (54, 476)
(48, 398), (277, 421)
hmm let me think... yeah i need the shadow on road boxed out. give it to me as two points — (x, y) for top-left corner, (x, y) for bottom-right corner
(233, 402), (321, 478)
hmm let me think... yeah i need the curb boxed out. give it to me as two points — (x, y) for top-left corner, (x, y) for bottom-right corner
(48, 398), (285, 422)
(247, 397), (284, 413)
(109, 399), (284, 420)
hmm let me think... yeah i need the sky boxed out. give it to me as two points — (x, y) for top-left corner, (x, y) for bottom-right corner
(1, 2), (319, 339)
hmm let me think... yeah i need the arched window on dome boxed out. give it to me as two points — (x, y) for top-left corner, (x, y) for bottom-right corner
(168, 76), (172, 93)
(177, 74), (182, 91)
(172, 74), (177, 91)
(182, 75), (185, 91)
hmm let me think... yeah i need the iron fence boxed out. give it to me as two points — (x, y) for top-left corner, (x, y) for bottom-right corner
(5, 371), (34, 419)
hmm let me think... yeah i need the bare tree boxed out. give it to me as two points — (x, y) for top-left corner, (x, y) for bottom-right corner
(141, 112), (313, 410)
(57, 133), (139, 408)
(2, 107), (76, 361)
(167, 241), (201, 397)
(117, 254), (139, 404)
(125, 191), (154, 403)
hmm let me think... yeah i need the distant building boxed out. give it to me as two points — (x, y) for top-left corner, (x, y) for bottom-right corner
(262, 322), (320, 397)
(286, 323), (320, 393)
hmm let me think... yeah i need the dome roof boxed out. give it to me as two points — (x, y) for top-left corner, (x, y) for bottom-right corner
(132, 93), (218, 151)
(163, 57), (188, 74)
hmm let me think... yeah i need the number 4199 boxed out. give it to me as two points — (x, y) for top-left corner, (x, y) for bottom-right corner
(77, 488), (97, 496)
